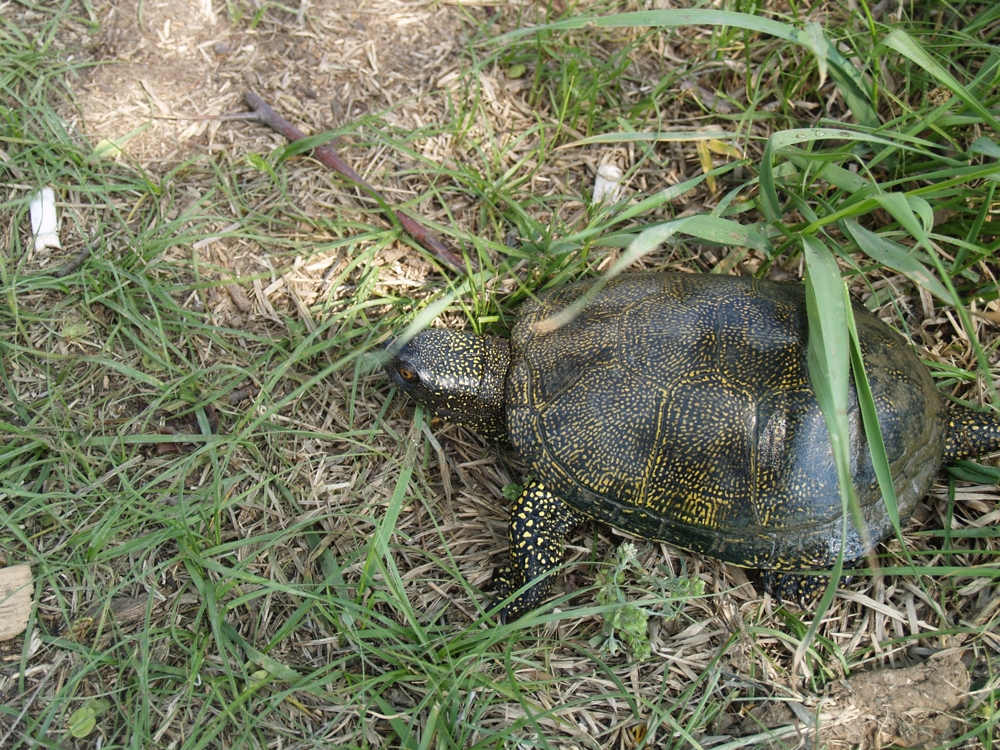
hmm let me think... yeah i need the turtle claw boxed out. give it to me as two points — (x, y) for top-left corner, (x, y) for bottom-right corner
(487, 564), (550, 623)
(487, 565), (517, 623)
(760, 569), (854, 608)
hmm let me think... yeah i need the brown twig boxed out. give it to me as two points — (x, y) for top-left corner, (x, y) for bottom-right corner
(50, 244), (94, 278)
(244, 90), (470, 273)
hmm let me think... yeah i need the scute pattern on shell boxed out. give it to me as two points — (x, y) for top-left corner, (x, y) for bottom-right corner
(506, 273), (947, 573)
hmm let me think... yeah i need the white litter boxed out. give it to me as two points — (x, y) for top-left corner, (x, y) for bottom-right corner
(29, 187), (62, 252)
(592, 164), (624, 205)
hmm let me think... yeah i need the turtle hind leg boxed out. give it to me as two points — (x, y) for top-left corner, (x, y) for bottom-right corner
(760, 569), (855, 608)
(490, 479), (584, 622)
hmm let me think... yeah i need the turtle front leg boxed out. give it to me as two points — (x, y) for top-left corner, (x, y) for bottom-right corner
(491, 479), (585, 622)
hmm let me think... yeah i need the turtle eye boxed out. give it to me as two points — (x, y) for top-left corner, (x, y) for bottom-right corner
(395, 364), (419, 384)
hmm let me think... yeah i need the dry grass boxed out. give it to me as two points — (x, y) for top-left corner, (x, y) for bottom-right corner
(1, 0), (999, 748)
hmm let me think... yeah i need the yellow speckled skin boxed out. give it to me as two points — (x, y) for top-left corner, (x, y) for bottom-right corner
(387, 272), (1000, 620)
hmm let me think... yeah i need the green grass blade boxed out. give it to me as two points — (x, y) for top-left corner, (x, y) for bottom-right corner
(802, 238), (854, 511)
(882, 29), (1000, 133)
(497, 9), (878, 127)
(841, 219), (952, 302)
(797, 236), (853, 661)
(845, 307), (898, 536)
(873, 192), (996, 400)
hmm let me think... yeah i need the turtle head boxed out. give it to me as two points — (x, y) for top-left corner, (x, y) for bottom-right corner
(385, 329), (511, 441)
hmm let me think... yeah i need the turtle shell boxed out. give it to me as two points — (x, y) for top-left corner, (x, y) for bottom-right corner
(505, 272), (948, 571)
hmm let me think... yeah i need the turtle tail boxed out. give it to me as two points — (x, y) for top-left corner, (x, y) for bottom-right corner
(943, 404), (1000, 462)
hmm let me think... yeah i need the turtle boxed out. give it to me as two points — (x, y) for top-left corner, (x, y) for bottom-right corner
(385, 272), (1000, 621)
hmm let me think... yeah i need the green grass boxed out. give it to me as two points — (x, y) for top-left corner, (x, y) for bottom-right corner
(2, 0), (1000, 747)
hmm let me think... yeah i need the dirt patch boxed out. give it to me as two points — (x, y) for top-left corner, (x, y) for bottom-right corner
(716, 654), (972, 749)
(70, 0), (467, 165)
(825, 654), (971, 747)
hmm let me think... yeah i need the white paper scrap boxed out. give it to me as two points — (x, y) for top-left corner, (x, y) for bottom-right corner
(592, 164), (624, 205)
(29, 187), (62, 252)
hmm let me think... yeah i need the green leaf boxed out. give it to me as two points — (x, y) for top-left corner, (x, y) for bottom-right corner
(846, 304), (898, 538)
(59, 321), (90, 340)
(842, 219), (952, 303)
(502, 482), (524, 502)
(246, 151), (270, 173)
(567, 130), (744, 147)
(759, 135), (780, 222)
(801, 22), (829, 89)
(765, 127), (920, 153)
(760, 127), (927, 221)
(969, 137), (1000, 159)
(946, 461), (1000, 485)
(797, 236), (853, 664)
(67, 700), (109, 739)
(617, 214), (773, 275)
(780, 147), (874, 194)
(68, 707), (97, 738)
(802, 237), (854, 513)
(673, 215), (774, 254)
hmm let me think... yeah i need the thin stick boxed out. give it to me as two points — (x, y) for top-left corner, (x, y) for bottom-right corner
(50, 244), (94, 278)
(245, 90), (470, 273)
